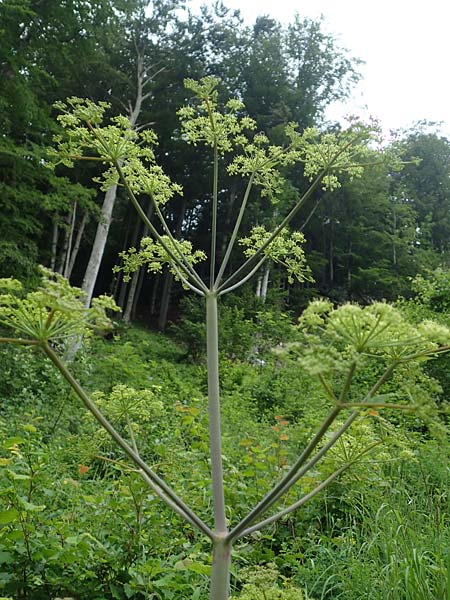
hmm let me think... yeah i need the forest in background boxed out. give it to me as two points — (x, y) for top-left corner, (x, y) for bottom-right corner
(2, 0), (450, 327)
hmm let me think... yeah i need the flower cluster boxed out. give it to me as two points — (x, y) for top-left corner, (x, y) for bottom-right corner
(50, 98), (181, 204)
(0, 267), (119, 343)
(177, 77), (256, 153)
(238, 226), (312, 284)
(115, 236), (206, 286)
(294, 300), (450, 377)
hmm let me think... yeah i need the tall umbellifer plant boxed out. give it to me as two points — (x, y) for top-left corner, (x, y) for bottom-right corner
(1, 78), (449, 599)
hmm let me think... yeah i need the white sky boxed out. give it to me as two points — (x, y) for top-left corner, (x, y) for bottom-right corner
(189, 0), (450, 137)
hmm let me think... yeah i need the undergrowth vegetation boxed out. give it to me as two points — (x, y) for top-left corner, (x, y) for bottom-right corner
(1, 274), (450, 599)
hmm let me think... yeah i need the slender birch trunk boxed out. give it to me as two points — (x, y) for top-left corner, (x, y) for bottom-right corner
(81, 182), (119, 306)
(63, 201), (77, 278)
(57, 214), (71, 275)
(81, 47), (153, 308)
(260, 264), (270, 301)
(66, 211), (88, 280)
(51, 222), (59, 271)
(255, 275), (262, 297)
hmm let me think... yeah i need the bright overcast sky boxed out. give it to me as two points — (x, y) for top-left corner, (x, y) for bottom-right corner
(190, 0), (450, 137)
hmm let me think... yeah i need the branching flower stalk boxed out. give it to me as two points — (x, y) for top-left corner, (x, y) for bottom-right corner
(0, 78), (447, 600)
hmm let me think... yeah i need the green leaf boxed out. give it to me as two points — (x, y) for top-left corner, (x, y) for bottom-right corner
(3, 436), (24, 449)
(124, 583), (136, 598)
(0, 551), (14, 565)
(174, 558), (210, 574)
(7, 471), (30, 481)
(0, 509), (19, 524)
(18, 498), (45, 512)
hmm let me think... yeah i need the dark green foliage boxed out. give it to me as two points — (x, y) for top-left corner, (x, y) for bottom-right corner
(395, 126), (450, 257)
(2, 0), (450, 309)
(172, 295), (294, 361)
(397, 268), (450, 401)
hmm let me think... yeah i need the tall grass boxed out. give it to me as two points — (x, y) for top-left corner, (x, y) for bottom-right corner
(295, 441), (450, 599)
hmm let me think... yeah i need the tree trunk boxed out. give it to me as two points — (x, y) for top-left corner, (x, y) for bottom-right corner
(347, 237), (352, 287)
(66, 211), (88, 280)
(57, 213), (71, 275)
(63, 201), (77, 278)
(150, 276), (159, 316)
(80, 46), (152, 307)
(329, 223), (334, 285)
(124, 267), (141, 323)
(132, 267), (146, 319)
(322, 222), (327, 288)
(260, 264), (270, 302)
(81, 182), (119, 307)
(114, 207), (134, 306)
(220, 183), (237, 258)
(51, 222), (59, 271)
(118, 211), (141, 310)
(156, 198), (186, 330)
(157, 270), (173, 331)
(123, 201), (154, 320)
(392, 207), (397, 266)
(255, 275), (262, 298)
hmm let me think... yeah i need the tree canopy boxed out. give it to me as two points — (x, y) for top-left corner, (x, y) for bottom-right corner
(1, 0), (450, 320)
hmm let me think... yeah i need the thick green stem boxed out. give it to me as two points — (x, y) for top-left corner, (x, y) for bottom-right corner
(206, 293), (227, 534)
(210, 537), (232, 600)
